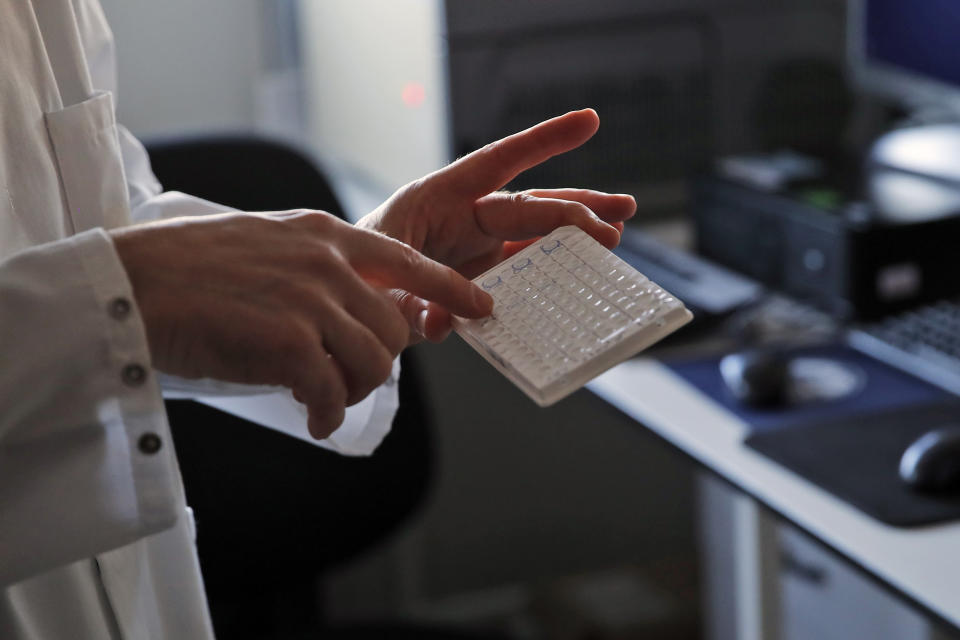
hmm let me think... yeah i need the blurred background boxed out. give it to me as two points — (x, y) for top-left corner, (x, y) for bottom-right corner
(97, 1), (958, 639)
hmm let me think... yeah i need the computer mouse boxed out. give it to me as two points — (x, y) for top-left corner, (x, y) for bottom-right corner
(899, 425), (960, 493)
(718, 348), (791, 409)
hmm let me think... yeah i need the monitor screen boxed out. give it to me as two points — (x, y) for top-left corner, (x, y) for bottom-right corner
(852, 0), (960, 113)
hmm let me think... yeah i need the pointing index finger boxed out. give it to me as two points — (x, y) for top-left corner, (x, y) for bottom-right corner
(438, 109), (600, 199)
(345, 227), (493, 319)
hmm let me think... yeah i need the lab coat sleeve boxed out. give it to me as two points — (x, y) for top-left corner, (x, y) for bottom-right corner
(75, 0), (398, 455)
(0, 229), (181, 586)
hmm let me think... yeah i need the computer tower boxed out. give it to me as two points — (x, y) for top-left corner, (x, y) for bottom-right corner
(692, 174), (960, 320)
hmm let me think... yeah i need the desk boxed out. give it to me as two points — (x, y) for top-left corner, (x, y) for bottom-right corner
(589, 358), (960, 638)
(325, 166), (960, 633)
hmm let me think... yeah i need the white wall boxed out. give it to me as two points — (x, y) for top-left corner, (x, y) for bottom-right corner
(100, 0), (449, 189)
(298, 0), (450, 192)
(98, 0), (263, 137)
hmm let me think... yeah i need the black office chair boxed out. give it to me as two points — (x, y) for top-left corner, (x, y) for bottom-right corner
(145, 135), (441, 638)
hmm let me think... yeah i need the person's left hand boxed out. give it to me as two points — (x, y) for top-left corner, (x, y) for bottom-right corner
(358, 109), (636, 342)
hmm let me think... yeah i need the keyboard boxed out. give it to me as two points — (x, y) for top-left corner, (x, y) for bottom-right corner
(849, 298), (960, 395)
(614, 226), (762, 318)
(453, 226), (693, 406)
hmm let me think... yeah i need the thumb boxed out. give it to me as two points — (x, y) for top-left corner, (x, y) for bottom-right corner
(388, 289), (456, 343)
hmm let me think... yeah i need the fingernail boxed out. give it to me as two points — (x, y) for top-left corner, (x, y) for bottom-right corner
(417, 309), (429, 336)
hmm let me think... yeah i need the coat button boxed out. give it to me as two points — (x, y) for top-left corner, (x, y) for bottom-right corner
(138, 433), (162, 455)
(122, 363), (147, 387)
(108, 297), (131, 320)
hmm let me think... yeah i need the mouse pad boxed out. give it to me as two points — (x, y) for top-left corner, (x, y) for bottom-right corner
(663, 344), (952, 433)
(744, 401), (960, 527)
(663, 344), (960, 526)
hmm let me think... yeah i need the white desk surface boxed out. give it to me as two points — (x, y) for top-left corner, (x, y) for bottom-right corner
(589, 358), (960, 629)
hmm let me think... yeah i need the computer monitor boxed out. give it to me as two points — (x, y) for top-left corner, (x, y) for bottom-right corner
(848, 0), (960, 116)
(848, 0), (960, 214)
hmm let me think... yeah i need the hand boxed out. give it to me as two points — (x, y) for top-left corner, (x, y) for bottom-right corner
(358, 109), (636, 342)
(112, 210), (492, 439)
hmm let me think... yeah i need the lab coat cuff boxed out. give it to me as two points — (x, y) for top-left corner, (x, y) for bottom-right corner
(332, 356), (400, 455)
(194, 357), (401, 457)
(71, 228), (182, 531)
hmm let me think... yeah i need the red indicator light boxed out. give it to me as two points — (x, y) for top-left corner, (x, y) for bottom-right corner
(402, 82), (426, 108)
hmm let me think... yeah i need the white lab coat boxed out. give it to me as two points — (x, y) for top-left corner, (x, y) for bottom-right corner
(0, 1), (398, 638)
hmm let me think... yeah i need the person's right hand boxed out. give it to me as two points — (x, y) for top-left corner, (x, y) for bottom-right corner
(111, 210), (492, 439)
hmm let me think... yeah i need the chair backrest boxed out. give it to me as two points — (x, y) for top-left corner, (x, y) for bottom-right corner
(144, 135), (435, 629)
(145, 134), (347, 219)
